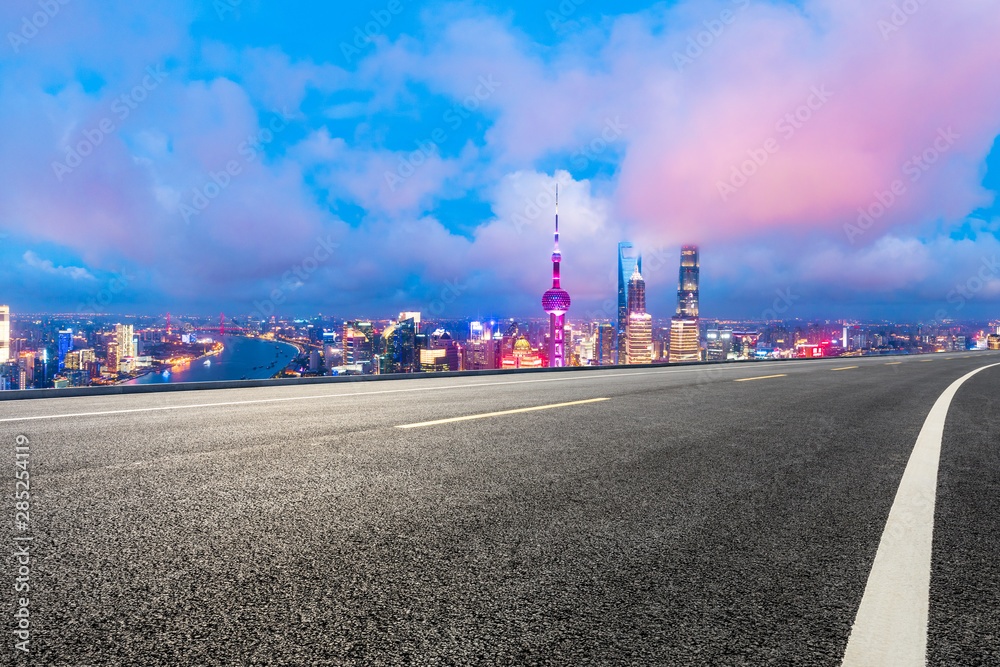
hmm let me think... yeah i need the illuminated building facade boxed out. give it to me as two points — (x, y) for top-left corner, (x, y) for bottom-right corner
(732, 331), (759, 360)
(380, 315), (417, 374)
(115, 324), (136, 360)
(18, 352), (35, 390)
(106, 341), (119, 375)
(669, 319), (700, 363)
(676, 245), (699, 318)
(596, 324), (615, 365)
(463, 321), (498, 370)
(420, 329), (459, 372)
(65, 349), (96, 371)
(542, 191), (571, 367)
(669, 245), (701, 363)
(58, 328), (74, 370)
(706, 327), (733, 361)
(343, 321), (377, 367)
(626, 267), (652, 364)
(502, 337), (544, 369)
(0, 305), (8, 363)
(617, 243), (641, 363)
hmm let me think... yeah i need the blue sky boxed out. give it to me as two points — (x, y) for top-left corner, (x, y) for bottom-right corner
(1, 0), (999, 322)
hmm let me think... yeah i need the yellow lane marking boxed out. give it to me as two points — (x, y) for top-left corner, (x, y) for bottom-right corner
(734, 374), (787, 382)
(832, 366), (859, 371)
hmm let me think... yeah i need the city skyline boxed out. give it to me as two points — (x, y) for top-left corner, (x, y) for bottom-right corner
(1, 1), (999, 321)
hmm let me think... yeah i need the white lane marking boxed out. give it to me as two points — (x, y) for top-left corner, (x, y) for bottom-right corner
(396, 398), (610, 429)
(1, 355), (988, 424)
(0, 364), (803, 423)
(842, 362), (1000, 666)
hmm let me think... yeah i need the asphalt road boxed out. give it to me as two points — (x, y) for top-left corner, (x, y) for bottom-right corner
(2, 352), (998, 666)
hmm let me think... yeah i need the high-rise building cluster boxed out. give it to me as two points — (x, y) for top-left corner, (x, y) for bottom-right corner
(5, 203), (998, 393)
(610, 242), (702, 365)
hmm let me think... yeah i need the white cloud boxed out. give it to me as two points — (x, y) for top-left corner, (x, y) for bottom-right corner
(22, 251), (96, 281)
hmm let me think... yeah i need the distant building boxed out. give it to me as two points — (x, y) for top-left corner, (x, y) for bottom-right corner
(668, 245), (701, 363)
(18, 352), (36, 390)
(617, 242), (641, 363)
(106, 341), (120, 375)
(421, 329), (459, 372)
(669, 319), (700, 363)
(595, 323), (615, 365)
(463, 321), (497, 371)
(626, 267), (652, 364)
(115, 324), (136, 359)
(732, 331), (759, 360)
(399, 312), (421, 330)
(308, 350), (323, 373)
(58, 328), (74, 370)
(542, 192), (571, 367)
(343, 321), (377, 367)
(988, 334), (1000, 350)
(380, 315), (417, 374)
(65, 349), (95, 372)
(676, 245), (699, 319)
(502, 337), (544, 369)
(706, 327), (733, 361)
(0, 305), (9, 363)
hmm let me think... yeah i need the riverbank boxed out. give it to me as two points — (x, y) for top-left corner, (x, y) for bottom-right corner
(125, 335), (297, 385)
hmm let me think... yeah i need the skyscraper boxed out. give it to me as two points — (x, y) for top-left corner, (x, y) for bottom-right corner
(669, 245), (701, 363)
(380, 316), (417, 374)
(542, 189), (571, 367)
(626, 267), (652, 364)
(106, 341), (119, 375)
(58, 328), (74, 370)
(617, 242), (641, 363)
(677, 245), (699, 319)
(0, 305), (9, 363)
(595, 324), (615, 365)
(464, 321), (498, 370)
(343, 321), (376, 367)
(115, 324), (136, 360)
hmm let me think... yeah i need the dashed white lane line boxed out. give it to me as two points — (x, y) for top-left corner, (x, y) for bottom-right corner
(396, 398), (610, 429)
(841, 362), (1000, 666)
(0, 362), (828, 423)
(3, 354), (995, 424)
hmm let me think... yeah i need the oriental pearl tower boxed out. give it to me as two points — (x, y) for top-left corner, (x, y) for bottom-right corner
(542, 187), (571, 367)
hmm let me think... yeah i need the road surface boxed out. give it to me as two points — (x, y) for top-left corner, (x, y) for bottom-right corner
(2, 352), (998, 665)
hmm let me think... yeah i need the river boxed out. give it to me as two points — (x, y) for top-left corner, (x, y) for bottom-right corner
(126, 335), (299, 385)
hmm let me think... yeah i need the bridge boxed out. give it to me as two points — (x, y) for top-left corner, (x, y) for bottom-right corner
(1, 352), (997, 664)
